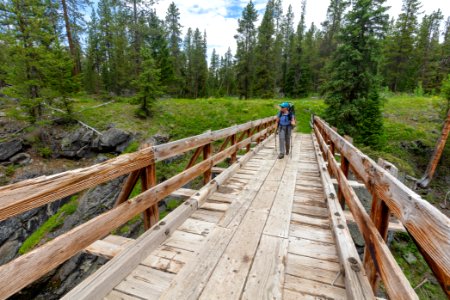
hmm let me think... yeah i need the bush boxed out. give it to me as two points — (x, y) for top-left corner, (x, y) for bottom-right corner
(38, 147), (52, 158)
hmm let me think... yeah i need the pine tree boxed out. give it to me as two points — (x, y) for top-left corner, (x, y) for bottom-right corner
(84, 8), (101, 94)
(165, 2), (184, 96)
(382, 0), (422, 92)
(323, 0), (389, 147)
(440, 18), (450, 83)
(133, 47), (162, 117)
(280, 5), (295, 95)
(147, 9), (171, 92)
(208, 48), (220, 96)
(285, 0), (310, 98)
(235, 1), (258, 99)
(254, 0), (276, 98)
(415, 10), (444, 93)
(220, 48), (236, 96)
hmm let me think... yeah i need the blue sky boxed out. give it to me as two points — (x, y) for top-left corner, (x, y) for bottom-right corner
(152, 0), (450, 59)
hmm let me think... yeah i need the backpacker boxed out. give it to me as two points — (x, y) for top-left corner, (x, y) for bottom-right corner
(278, 102), (295, 122)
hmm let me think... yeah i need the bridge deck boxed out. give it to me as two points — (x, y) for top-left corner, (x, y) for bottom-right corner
(100, 133), (348, 300)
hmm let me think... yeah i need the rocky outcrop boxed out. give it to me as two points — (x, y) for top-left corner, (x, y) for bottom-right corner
(60, 127), (132, 159)
(0, 139), (22, 161)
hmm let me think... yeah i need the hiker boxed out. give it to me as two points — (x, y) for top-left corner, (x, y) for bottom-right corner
(276, 102), (296, 159)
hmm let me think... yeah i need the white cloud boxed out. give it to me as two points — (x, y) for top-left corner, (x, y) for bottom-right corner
(153, 0), (450, 60)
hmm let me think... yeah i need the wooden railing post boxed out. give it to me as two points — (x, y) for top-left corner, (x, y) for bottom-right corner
(203, 143), (212, 184)
(141, 163), (158, 230)
(230, 134), (237, 163)
(246, 129), (252, 153)
(338, 156), (349, 209)
(363, 159), (398, 292)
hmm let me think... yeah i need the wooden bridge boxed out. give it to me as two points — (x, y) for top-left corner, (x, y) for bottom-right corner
(0, 116), (449, 299)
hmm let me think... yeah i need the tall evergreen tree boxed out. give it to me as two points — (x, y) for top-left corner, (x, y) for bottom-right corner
(208, 48), (220, 96)
(84, 8), (101, 94)
(415, 10), (444, 93)
(235, 1), (258, 99)
(133, 47), (162, 117)
(280, 5), (295, 95)
(285, 0), (309, 97)
(254, 0), (276, 98)
(323, 0), (389, 147)
(165, 2), (183, 95)
(382, 0), (422, 92)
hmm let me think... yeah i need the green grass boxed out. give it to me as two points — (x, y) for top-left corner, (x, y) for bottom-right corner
(19, 195), (79, 254)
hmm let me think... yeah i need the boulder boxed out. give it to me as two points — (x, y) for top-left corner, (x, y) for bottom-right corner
(9, 152), (32, 165)
(0, 139), (22, 161)
(99, 128), (130, 149)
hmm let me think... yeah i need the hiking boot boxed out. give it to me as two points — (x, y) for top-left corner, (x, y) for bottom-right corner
(286, 150), (289, 155)
(278, 153), (284, 159)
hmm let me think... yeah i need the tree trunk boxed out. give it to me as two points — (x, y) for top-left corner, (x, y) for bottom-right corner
(61, 0), (80, 75)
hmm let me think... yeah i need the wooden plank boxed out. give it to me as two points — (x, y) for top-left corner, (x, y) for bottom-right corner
(284, 275), (347, 300)
(314, 123), (418, 299)
(208, 193), (235, 203)
(292, 203), (329, 218)
(291, 212), (330, 229)
(140, 254), (184, 274)
(191, 209), (223, 223)
(285, 259), (345, 288)
(84, 240), (125, 259)
(113, 265), (174, 299)
(287, 253), (340, 273)
(283, 288), (318, 300)
(177, 218), (215, 236)
(211, 167), (226, 174)
(151, 245), (193, 264)
(288, 237), (339, 262)
(289, 222), (335, 244)
(315, 116), (449, 296)
(241, 235), (288, 300)
(103, 235), (135, 247)
(104, 290), (142, 300)
(293, 196), (327, 208)
(164, 230), (206, 252)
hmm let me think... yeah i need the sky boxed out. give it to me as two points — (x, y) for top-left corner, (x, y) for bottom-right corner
(152, 0), (450, 59)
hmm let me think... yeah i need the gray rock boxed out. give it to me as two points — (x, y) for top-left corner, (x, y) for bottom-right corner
(0, 139), (22, 161)
(94, 154), (108, 163)
(0, 112), (6, 117)
(99, 128), (130, 148)
(9, 152), (32, 165)
(0, 239), (20, 265)
(403, 252), (417, 265)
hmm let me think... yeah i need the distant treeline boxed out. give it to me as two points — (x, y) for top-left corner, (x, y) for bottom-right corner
(0, 0), (449, 130)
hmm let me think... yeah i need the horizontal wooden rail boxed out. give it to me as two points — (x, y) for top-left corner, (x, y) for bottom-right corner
(314, 116), (450, 297)
(0, 125), (275, 299)
(314, 125), (417, 299)
(0, 117), (276, 221)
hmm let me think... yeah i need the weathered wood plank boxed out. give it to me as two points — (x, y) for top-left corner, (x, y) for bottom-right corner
(241, 235), (288, 300)
(288, 237), (339, 262)
(290, 213), (330, 229)
(286, 253), (340, 273)
(104, 290), (141, 300)
(284, 275), (347, 300)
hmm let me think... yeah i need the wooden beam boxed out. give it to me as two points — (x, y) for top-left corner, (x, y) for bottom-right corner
(142, 164), (158, 230)
(314, 116), (450, 297)
(331, 178), (365, 189)
(114, 169), (141, 207)
(314, 125), (418, 300)
(185, 146), (204, 170)
(84, 235), (135, 259)
(0, 148), (154, 221)
(211, 167), (226, 174)
(230, 134), (237, 164)
(312, 134), (375, 300)
(416, 108), (450, 188)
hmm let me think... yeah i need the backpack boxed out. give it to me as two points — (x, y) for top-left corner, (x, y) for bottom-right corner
(278, 103), (295, 122)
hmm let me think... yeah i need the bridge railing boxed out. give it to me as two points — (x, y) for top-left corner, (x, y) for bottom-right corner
(0, 116), (277, 299)
(313, 116), (450, 299)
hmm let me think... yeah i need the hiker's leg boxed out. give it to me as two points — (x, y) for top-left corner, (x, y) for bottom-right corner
(285, 126), (291, 154)
(279, 126), (286, 154)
